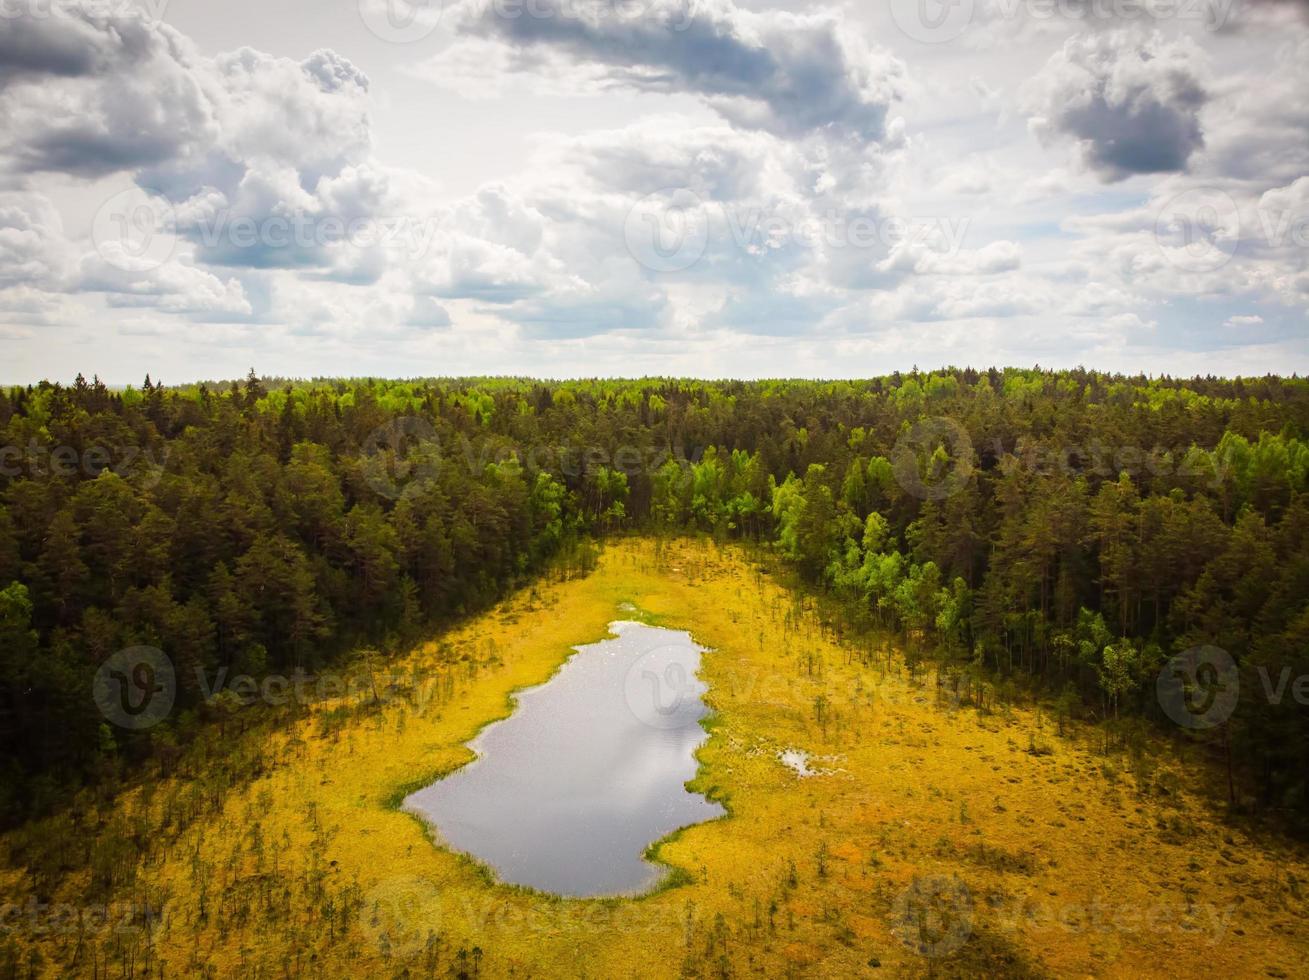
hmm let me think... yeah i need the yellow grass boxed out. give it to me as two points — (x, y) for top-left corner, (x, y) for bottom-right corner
(2, 537), (1307, 977)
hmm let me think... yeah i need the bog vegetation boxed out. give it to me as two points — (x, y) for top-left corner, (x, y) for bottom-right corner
(1, 538), (1306, 978)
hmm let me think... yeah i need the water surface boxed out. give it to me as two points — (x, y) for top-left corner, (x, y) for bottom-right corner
(404, 621), (724, 897)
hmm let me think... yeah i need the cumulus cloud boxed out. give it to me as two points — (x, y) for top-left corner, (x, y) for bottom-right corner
(1199, 36), (1309, 185)
(0, 192), (73, 288)
(0, 9), (214, 178)
(879, 237), (1021, 277)
(0, 0), (1303, 373)
(1022, 31), (1208, 181)
(0, 11), (111, 87)
(0, 3), (413, 324)
(76, 253), (251, 316)
(432, 0), (903, 144)
(196, 47), (372, 185)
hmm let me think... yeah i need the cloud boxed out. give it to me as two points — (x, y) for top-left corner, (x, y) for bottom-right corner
(0, 284), (78, 328)
(438, 0), (903, 144)
(406, 35), (614, 99)
(0, 0), (1305, 376)
(879, 237), (1022, 276)
(0, 8), (215, 178)
(0, 4), (387, 273)
(194, 47), (371, 186)
(407, 296), (452, 328)
(0, 192), (73, 288)
(1022, 31), (1208, 182)
(1198, 35), (1309, 185)
(0, 5), (407, 316)
(76, 252), (251, 316)
(0, 10), (109, 87)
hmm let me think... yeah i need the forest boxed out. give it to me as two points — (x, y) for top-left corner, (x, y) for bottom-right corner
(1, 367), (1308, 837)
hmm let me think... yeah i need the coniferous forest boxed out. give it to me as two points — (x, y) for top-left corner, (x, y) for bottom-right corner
(2, 368), (1308, 839)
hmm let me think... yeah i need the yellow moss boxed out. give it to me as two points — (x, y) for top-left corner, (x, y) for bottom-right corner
(3, 537), (1307, 977)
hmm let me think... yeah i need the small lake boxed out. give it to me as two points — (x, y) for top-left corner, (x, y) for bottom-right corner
(403, 621), (725, 897)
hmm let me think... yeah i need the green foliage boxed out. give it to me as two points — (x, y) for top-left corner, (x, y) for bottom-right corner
(2, 368), (1309, 827)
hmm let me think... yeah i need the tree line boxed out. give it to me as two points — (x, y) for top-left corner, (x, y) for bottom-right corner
(1, 368), (1307, 828)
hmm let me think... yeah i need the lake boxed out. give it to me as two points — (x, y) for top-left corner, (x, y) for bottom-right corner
(403, 621), (725, 897)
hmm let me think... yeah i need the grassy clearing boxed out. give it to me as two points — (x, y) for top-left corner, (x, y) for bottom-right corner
(2, 537), (1306, 977)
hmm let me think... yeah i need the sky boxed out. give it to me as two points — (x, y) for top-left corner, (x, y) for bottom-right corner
(0, 0), (1306, 384)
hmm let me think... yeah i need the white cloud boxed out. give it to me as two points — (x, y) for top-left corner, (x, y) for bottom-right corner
(1021, 30), (1208, 181)
(0, 8), (215, 178)
(443, 0), (904, 144)
(0, 192), (73, 288)
(0, 0), (1305, 378)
